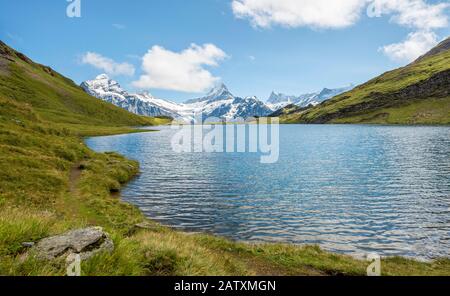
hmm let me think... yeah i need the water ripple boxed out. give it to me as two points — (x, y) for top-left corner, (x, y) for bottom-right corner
(86, 125), (450, 260)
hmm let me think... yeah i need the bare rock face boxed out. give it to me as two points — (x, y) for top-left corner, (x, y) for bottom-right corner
(31, 227), (114, 262)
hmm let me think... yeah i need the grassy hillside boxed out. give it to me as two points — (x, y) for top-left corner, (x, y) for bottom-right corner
(1, 41), (449, 276)
(0, 41), (166, 131)
(279, 37), (450, 124)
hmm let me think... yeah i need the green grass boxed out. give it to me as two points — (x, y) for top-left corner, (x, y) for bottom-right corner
(0, 41), (161, 127)
(331, 97), (450, 124)
(1, 40), (450, 276)
(279, 42), (450, 124)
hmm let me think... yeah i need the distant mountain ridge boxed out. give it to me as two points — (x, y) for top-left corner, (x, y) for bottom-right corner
(267, 85), (354, 110)
(81, 75), (355, 122)
(277, 36), (450, 125)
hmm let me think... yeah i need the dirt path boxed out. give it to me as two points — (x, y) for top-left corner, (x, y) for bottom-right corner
(69, 162), (83, 194)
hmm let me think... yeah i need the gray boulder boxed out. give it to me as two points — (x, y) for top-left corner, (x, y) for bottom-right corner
(31, 227), (114, 262)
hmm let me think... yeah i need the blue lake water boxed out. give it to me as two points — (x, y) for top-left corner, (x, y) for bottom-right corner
(86, 125), (450, 260)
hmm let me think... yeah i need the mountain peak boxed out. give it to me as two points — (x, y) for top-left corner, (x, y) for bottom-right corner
(84, 74), (120, 89)
(185, 83), (234, 104)
(207, 83), (229, 96)
(138, 90), (155, 99)
(81, 74), (126, 98)
(95, 73), (110, 80)
(267, 91), (286, 104)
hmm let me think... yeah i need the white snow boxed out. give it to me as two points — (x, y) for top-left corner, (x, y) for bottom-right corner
(81, 76), (273, 122)
(81, 75), (353, 122)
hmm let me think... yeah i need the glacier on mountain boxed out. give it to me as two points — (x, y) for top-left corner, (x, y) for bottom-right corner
(81, 75), (272, 122)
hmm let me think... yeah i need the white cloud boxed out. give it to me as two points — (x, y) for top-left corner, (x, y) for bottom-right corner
(368, 0), (449, 30)
(81, 52), (135, 76)
(232, 0), (449, 30)
(232, 0), (449, 62)
(132, 44), (228, 93)
(232, 0), (366, 29)
(368, 0), (448, 61)
(380, 31), (439, 62)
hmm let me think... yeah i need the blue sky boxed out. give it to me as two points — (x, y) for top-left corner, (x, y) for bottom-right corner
(0, 0), (449, 102)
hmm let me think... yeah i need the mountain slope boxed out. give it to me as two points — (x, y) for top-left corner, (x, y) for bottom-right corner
(278, 37), (450, 124)
(0, 41), (161, 129)
(81, 74), (180, 119)
(416, 37), (450, 62)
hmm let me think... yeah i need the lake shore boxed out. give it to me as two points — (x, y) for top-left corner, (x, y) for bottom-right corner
(2, 125), (450, 276)
(81, 127), (450, 276)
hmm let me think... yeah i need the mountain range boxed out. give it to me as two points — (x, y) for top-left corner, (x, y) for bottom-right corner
(81, 75), (351, 122)
(267, 85), (354, 110)
(82, 77), (275, 122)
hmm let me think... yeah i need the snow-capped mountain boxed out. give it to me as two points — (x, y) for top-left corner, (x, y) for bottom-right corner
(185, 83), (234, 104)
(267, 92), (318, 110)
(314, 86), (354, 102)
(81, 74), (351, 122)
(267, 85), (354, 110)
(81, 74), (181, 118)
(81, 75), (273, 122)
(181, 84), (273, 121)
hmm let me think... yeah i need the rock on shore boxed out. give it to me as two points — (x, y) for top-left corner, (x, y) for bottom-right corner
(30, 227), (114, 262)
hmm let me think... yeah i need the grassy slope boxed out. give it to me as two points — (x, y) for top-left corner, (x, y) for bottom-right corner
(1, 41), (449, 276)
(279, 43), (450, 124)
